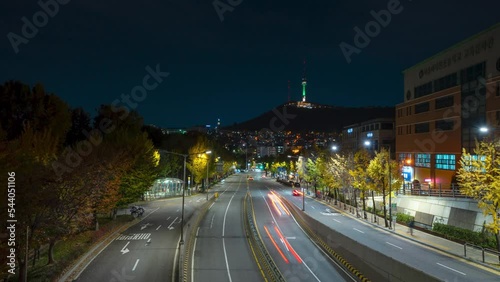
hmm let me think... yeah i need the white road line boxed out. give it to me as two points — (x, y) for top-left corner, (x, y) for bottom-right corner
(353, 228), (364, 234)
(132, 259), (139, 271)
(191, 227), (200, 282)
(210, 214), (215, 229)
(333, 219), (341, 223)
(176, 209), (179, 212)
(385, 242), (402, 250)
(436, 263), (466, 276)
(311, 206), (315, 209)
(208, 202), (215, 210)
(167, 216), (171, 221)
(168, 217), (178, 229)
(222, 185), (239, 282)
(172, 236), (180, 282)
(262, 193), (321, 282)
(156, 225), (161, 231)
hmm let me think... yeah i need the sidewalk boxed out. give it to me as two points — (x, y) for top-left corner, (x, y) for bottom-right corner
(314, 197), (500, 272)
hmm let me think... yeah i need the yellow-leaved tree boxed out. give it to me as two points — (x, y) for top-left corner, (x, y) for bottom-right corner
(456, 140), (500, 254)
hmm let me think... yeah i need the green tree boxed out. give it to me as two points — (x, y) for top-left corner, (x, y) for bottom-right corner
(457, 140), (500, 255)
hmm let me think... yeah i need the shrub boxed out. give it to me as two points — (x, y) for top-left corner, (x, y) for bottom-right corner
(396, 213), (414, 224)
(432, 223), (496, 249)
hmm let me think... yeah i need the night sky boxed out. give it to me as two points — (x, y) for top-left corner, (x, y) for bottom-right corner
(1, 0), (499, 128)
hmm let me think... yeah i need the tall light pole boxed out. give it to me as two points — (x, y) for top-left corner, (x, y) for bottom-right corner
(205, 151), (212, 201)
(387, 145), (392, 230)
(160, 150), (211, 246)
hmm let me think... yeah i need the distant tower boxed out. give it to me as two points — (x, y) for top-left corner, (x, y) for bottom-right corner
(301, 59), (307, 102)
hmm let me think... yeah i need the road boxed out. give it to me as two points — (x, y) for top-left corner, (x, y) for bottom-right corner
(192, 174), (262, 282)
(75, 194), (208, 282)
(250, 174), (356, 282)
(268, 177), (500, 282)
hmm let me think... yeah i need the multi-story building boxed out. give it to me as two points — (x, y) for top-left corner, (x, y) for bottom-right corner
(341, 118), (395, 153)
(396, 23), (500, 189)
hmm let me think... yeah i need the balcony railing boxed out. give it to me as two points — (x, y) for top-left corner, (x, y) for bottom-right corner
(397, 183), (472, 198)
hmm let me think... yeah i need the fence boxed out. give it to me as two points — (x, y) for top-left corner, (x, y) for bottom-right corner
(397, 183), (472, 198)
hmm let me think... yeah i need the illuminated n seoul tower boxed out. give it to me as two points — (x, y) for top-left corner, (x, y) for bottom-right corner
(301, 59), (307, 102)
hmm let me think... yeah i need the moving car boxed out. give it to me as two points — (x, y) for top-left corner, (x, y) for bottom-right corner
(247, 176), (254, 180)
(292, 189), (301, 196)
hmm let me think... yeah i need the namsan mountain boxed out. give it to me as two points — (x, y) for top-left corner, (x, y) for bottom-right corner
(225, 102), (395, 132)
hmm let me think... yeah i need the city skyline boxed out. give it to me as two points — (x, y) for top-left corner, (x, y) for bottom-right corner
(1, 1), (500, 128)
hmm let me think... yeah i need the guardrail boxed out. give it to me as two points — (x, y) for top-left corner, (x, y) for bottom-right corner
(464, 242), (500, 264)
(243, 192), (286, 282)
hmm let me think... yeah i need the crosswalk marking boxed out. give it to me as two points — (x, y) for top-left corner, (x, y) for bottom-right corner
(116, 233), (151, 241)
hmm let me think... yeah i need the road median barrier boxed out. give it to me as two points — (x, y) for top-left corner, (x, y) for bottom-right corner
(243, 192), (286, 282)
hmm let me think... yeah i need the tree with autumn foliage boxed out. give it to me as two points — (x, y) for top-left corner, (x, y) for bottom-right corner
(456, 139), (500, 254)
(186, 136), (212, 190)
(350, 149), (372, 219)
(367, 148), (402, 228)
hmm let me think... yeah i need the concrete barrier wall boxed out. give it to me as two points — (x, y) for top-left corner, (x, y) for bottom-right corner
(286, 199), (440, 282)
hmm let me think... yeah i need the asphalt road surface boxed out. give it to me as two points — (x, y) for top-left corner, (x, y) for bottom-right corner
(270, 178), (500, 282)
(192, 174), (262, 282)
(250, 174), (356, 282)
(75, 194), (208, 282)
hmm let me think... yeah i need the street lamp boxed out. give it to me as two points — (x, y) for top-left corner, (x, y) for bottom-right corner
(205, 151), (212, 201)
(160, 149), (211, 246)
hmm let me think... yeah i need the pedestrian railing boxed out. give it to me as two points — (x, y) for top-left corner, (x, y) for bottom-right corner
(464, 242), (500, 264)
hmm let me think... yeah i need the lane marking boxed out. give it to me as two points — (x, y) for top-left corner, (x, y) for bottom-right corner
(120, 242), (130, 255)
(333, 219), (341, 223)
(210, 214), (215, 229)
(436, 263), (466, 276)
(385, 242), (402, 250)
(172, 236), (180, 282)
(353, 228), (364, 234)
(132, 259), (139, 271)
(222, 183), (240, 282)
(192, 227), (200, 282)
(156, 225), (161, 231)
(167, 216), (171, 221)
(208, 202), (215, 210)
(311, 206), (315, 209)
(262, 192), (320, 281)
(168, 217), (178, 230)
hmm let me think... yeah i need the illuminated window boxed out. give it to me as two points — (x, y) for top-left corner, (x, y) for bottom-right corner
(435, 154), (456, 170)
(367, 132), (373, 137)
(347, 128), (353, 133)
(415, 153), (430, 168)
